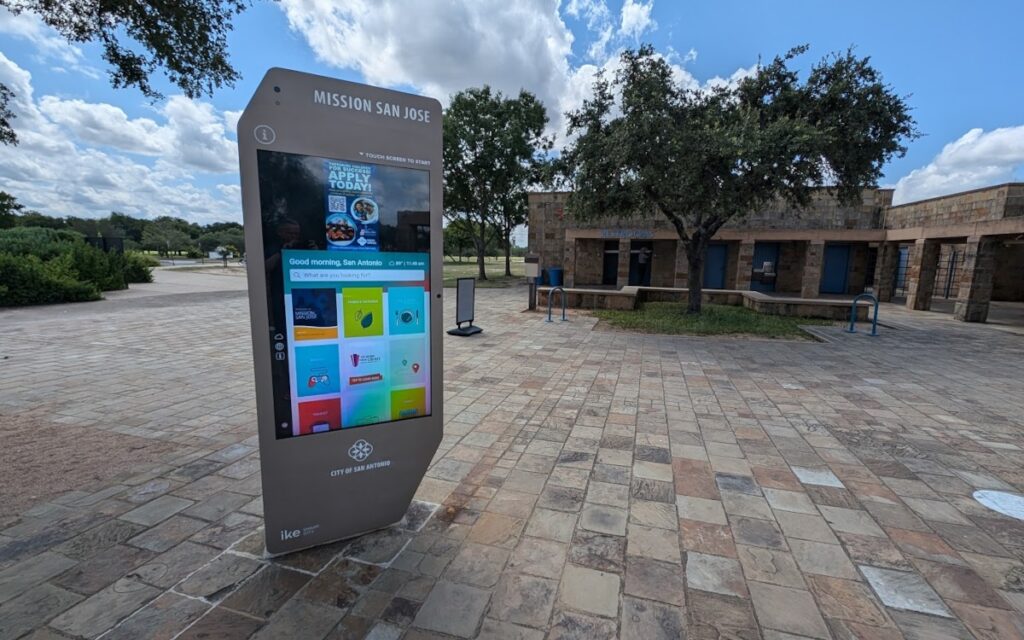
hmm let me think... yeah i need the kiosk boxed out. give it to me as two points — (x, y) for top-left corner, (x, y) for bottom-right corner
(238, 69), (443, 555)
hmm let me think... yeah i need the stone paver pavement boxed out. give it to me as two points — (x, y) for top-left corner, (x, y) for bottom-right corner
(1, 273), (1024, 638)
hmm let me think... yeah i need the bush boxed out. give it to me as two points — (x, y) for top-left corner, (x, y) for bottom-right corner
(0, 227), (83, 260)
(124, 252), (157, 283)
(0, 253), (101, 306)
(68, 242), (126, 291)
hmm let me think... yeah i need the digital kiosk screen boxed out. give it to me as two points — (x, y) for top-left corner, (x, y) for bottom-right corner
(258, 149), (431, 439)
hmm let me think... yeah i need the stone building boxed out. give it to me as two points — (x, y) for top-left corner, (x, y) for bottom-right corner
(527, 183), (1024, 322)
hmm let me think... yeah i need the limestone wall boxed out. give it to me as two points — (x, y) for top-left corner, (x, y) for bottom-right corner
(884, 184), (1024, 229)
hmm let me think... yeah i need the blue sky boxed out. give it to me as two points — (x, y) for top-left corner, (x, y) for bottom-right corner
(1, 0), (1022, 223)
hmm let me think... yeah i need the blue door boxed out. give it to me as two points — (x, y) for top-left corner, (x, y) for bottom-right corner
(704, 244), (728, 289)
(751, 243), (780, 292)
(820, 244), (851, 294)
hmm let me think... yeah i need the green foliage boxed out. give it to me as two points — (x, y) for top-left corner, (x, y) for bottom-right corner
(0, 83), (15, 146)
(593, 302), (830, 338)
(142, 219), (195, 255)
(444, 86), (550, 279)
(561, 45), (918, 313)
(124, 252), (157, 283)
(198, 228), (245, 253)
(0, 253), (101, 306)
(0, 227), (84, 260)
(68, 243), (127, 291)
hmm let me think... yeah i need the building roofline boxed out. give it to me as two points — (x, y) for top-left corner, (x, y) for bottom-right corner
(888, 182), (1024, 209)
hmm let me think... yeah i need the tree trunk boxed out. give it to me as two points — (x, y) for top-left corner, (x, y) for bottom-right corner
(504, 230), (512, 277)
(685, 240), (705, 314)
(476, 218), (488, 280)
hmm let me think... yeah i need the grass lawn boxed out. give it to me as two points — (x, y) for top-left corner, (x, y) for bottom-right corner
(593, 302), (833, 339)
(443, 256), (525, 288)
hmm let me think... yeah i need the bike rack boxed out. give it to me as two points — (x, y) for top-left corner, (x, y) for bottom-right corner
(845, 293), (880, 336)
(546, 286), (568, 323)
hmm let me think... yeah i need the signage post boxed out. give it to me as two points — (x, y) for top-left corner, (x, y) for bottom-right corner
(524, 254), (540, 311)
(238, 69), (443, 555)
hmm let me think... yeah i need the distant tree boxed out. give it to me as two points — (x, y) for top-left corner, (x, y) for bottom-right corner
(0, 191), (23, 227)
(444, 86), (550, 280)
(495, 191), (528, 277)
(109, 212), (149, 243)
(198, 228), (244, 253)
(0, 0), (247, 145)
(560, 45), (918, 313)
(142, 219), (192, 256)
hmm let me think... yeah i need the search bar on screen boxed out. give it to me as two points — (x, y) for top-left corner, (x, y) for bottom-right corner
(291, 268), (425, 283)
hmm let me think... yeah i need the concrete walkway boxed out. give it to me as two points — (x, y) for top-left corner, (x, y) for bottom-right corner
(1, 279), (1023, 639)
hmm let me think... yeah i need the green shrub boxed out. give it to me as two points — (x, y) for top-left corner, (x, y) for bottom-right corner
(124, 252), (157, 283)
(0, 227), (84, 260)
(0, 253), (101, 306)
(68, 242), (126, 291)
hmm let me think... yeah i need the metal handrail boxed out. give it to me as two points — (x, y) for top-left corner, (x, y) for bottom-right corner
(546, 286), (568, 322)
(845, 293), (880, 336)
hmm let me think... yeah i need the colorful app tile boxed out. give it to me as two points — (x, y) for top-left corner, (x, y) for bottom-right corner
(297, 398), (341, 435)
(343, 389), (389, 427)
(291, 288), (338, 340)
(342, 287), (384, 338)
(389, 339), (427, 386)
(341, 339), (387, 388)
(388, 286), (426, 335)
(294, 344), (341, 398)
(391, 387), (426, 421)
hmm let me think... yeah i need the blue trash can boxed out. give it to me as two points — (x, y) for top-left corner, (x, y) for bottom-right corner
(548, 268), (563, 287)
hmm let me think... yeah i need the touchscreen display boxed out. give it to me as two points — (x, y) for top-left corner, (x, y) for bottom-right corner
(257, 150), (431, 439)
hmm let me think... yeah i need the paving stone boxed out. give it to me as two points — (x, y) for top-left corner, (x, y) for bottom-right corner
(546, 610), (617, 640)
(127, 515), (209, 553)
(50, 577), (160, 638)
(910, 558), (1006, 607)
(748, 582), (831, 639)
(721, 491), (775, 520)
(686, 589), (760, 639)
(380, 596), (420, 627)
(507, 537), (566, 580)
(579, 504), (627, 536)
(861, 565), (953, 617)
(630, 478), (674, 503)
(488, 490), (538, 519)
(819, 505), (886, 537)
(620, 595), (684, 640)
(736, 545), (806, 588)
(0, 584), (83, 640)
(176, 553), (263, 600)
(559, 564), (619, 618)
(176, 605), (265, 639)
(948, 601), (1024, 640)
(627, 524), (680, 563)
(889, 527), (964, 565)
(585, 481), (629, 508)
(220, 564), (310, 619)
(102, 591), (208, 640)
(567, 530), (625, 573)
(790, 539), (859, 579)
(685, 552), (747, 597)
(676, 496), (727, 525)
(525, 508), (577, 542)
(54, 520), (147, 561)
(634, 461), (673, 483)
(181, 491), (252, 522)
(299, 558), (381, 609)
(763, 488), (818, 514)
(129, 541), (220, 589)
(189, 511), (263, 549)
(412, 581), (490, 638)
(52, 544), (154, 595)
(538, 485), (585, 512)
(791, 467), (845, 488)
(679, 522), (737, 557)
(490, 572), (557, 628)
(715, 473), (760, 495)
(629, 500), (677, 530)
(890, 610), (973, 640)
(468, 512), (525, 549)
(251, 597), (345, 640)
(120, 495), (194, 527)
(731, 515), (786, 550)
(837, 531), (911, 570)
(624, 555), (685, 606)
(343, 527), (412, 565)
(443, 542), (509, 588)
(0, 551), (77, 604)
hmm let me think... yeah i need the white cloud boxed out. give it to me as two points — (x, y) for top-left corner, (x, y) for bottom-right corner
(893, 126), (1024, 204)
(0, 7), (99, 78)
(0, 52), (240, 223)
(619, 0), (656, 41)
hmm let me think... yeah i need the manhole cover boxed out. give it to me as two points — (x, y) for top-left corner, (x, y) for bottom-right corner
(974, 490), (1024, 521)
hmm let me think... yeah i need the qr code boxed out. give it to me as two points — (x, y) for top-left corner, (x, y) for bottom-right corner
(328, 195), (347, 213)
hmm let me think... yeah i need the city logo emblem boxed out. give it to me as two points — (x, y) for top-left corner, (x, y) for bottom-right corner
(348, 439), (373, 462)
(350, 353), (360, 367)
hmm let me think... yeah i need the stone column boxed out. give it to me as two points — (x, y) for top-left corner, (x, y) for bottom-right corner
(674, 240), (689, 288)
(872, 242), (899, 302)
(800, 241), (825, 298)
(563, 238), (576, 288)
(616, 238), (630, 288)
(954, 236), (997, 322)
(735, 240), (755, 290)
(904, 239), (940, 311)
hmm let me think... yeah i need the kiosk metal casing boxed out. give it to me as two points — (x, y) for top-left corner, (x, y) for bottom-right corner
(238, 69), (443, 555)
